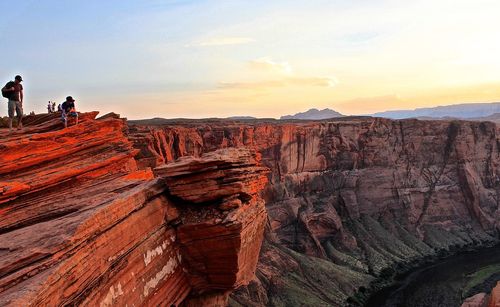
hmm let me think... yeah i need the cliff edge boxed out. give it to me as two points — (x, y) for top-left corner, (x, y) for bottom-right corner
(0, 113), (268, 306)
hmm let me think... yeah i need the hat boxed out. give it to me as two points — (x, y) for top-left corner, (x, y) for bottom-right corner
(15, 75), (23, 81)
(66, 96), (75, 102)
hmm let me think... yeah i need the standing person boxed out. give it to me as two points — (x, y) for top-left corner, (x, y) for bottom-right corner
(1, 75), (24, 133)
(47, 101), (52, 113)
(61, 96), (79, 128)
(52, 101), (56, 113)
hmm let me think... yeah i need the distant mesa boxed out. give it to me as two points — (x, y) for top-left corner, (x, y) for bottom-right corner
(129, 116), (260, 126)
(280, 108), (344, 120)
(226, 116), (257, 120)
(372, 102), (500, 119)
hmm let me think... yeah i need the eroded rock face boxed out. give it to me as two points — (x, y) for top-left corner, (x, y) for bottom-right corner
(3, 113), (499, 306)
(462, 293), (489, 307)
(490, 281), (500, 307)
(0, 114), (268, 306)
(130, 117), (500, 306)
(157, 148), (268, 304)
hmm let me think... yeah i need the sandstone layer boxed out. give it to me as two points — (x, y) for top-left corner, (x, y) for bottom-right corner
(0, 114), (268, 306)
(490, 281), (500, 307)
(130, 117), (500, 306)
(462, 292), (490, 307)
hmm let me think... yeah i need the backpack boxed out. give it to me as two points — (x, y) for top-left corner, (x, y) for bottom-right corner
(2, 81), (14, 99)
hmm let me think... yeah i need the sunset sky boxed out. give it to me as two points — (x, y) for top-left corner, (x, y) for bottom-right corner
(1, 0), (500, 119)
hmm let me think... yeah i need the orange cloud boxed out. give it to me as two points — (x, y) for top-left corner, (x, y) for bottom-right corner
(248, 57), (292, 74)
(218, 76), (337, 90)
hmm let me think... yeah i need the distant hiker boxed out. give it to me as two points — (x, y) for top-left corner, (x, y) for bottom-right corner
(47, 101), (52, 113)
(1, 75), (24, 133)
(61, 96), (79, 128)
(57, 103), (62, 112)
(52, 101), (56, 113)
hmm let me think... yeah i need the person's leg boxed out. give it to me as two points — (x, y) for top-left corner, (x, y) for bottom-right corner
(75, 114), (79, 125)
(61, 111), (68, 128)
(16, 101), (23, 129)
(7, 100), (15, 133)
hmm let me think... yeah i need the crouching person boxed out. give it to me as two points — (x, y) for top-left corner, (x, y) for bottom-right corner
(61, 96), (79, 128)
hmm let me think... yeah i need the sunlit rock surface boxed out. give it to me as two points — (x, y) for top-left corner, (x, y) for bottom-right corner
(462, 293), (489, 307)
(0, 114), (268, 306)
(490, 281), (500, 307)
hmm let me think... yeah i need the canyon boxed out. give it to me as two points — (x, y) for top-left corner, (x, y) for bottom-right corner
(1, 112), (500, 306)
(129, 116), (500, 306)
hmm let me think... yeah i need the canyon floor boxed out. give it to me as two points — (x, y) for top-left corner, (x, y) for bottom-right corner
(1, 112), (500, 306)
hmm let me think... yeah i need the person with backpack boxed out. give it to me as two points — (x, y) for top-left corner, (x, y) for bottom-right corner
(1, 75), (24, 133)
(61, 96), (79, 128)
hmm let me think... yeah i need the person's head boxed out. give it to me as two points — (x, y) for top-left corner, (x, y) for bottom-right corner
(14, 75), (23, 84)
(66, 96), (75, 103)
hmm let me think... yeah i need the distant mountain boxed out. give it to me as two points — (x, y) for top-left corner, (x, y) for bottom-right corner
(468, 112), (500, 124)
(372, 102), (500, 119)
(281, 108), (344, 120)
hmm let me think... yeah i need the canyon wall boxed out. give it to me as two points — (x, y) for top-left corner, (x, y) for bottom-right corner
(130, 117), (500, 306)
(2, 113), (499, 306)
(0, 114), (267, 306)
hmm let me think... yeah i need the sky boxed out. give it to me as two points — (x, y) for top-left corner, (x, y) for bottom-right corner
(1, 0), (500, 119)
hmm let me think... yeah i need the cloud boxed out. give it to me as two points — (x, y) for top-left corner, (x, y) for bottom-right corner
(248, 57), (292, 74)
(288, 76), (338, 87)
(218, 76), (337, 90)
(188, 37), (255, 47)
(220, 56), (337, 90)
(218, 80), (286, 89)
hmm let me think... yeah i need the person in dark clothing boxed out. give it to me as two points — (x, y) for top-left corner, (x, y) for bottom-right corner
(61, 96), (79, 128)
(1, 75), (24, 133)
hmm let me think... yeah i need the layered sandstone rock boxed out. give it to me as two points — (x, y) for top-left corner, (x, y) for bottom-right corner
(490, 281), (500, 307)
(130, 117), (500, 306)
(3, 112), (499, 306)
(0, 114), (268, 306)
(157, 148), (268, 305)
(462, 293), (489, 307)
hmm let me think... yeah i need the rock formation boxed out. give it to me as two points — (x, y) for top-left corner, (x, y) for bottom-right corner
(0, 113), (268, 306)
(129, 117), (500, 306)
(2, 111), (500, 306)
(467, 282), (500, 307)
(462, 292), (490, 307)
(490, 281), (500, 307)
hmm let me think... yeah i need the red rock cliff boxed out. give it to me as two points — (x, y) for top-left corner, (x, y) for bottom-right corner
(0, 114), (268, 306)
(129, 117), (500, 306)
(490, 281), (500, 307)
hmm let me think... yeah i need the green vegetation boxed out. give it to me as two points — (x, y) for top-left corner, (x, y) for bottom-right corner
(463, 263), (500, 295)
(267, 245), (374, 306)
